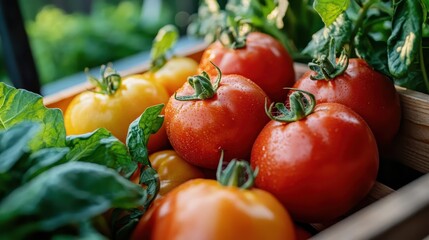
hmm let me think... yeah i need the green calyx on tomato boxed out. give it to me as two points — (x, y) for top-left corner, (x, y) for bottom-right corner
(150, 24), (179, 71)
(266, 89), (316, 122)
(216, 150), (257, 190)
(174, 62), (222, 101)
(86, 64), (121, 95)
(308, 38), (350, 80)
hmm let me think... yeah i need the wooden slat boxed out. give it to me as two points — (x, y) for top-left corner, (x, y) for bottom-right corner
(391, 87), (429, 173)
(311, 173), (429, 240)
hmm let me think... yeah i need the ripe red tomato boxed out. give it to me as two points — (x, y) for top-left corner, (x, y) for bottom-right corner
(199, 31), (295, 102)
(293, 58), (401, 151)
(165, 70), (270, 169)
(131, 178), (296, 240)
(251, 101), (379, 223)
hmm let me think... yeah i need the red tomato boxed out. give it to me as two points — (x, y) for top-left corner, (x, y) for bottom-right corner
(251, 102), (379, 223)
(165, 71), (270, 169)
(131, 179), (296, 240)
(293, 59), (401, 151)
(199, 31), (295, 102)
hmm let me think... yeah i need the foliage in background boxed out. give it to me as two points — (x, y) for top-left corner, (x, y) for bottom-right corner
(25, 1), (155, 85)
(188, 0), (323, 61)
(304, 0), (429, 93)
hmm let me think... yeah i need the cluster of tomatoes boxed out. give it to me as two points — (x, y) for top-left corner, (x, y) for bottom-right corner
(64, 30), (401, 240)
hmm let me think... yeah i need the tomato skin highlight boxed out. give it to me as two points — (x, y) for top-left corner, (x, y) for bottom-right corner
(165, 74), (270, 169)
(147, 57), (199, 96)
(199, 32), (295, 102)
(131, 179), (296, 240)
(251, 103), (379, 223)
(64, 75), (169, 152)
(293, 59), (401, 151)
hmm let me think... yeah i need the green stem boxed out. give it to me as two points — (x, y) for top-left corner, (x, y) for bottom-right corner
(349, 0), (377, 52)
(216, 150), (257, 190)
(265, 89), (316, 122)
(174, 63), (222, 101)
(420, 40), (429, 93)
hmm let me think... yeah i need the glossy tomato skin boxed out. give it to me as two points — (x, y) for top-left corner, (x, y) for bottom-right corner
(293, 59), (401, 151)
(147, 57), (199, 96)
(165, 74), (270, 169)
(64, 75), (169, 152)
(199, 32), (295, 102)
(148, 150), (205, 196)
(251, 103), (379, 223)
(131, 179), (296, 240)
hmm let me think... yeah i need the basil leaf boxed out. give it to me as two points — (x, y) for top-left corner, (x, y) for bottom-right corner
(313, 0), (350, 27)
(302, 13), (352, 58)
(126, 104), (164, 164)
(387, 0), (423, 78)
(0, 161), (147, 239)
(0, 83), (66, 150)
(150, 25), (179, 71)
(66, 128), (136, 178)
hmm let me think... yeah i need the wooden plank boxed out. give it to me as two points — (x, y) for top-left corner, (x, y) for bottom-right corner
(311, 173), (429, 240)
(391, 87), (429, 173)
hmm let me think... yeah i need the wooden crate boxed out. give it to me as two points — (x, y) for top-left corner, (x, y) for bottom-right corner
(43, 44), (429, 240)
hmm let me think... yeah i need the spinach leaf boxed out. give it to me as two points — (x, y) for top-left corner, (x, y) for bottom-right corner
(313, 0), (350, 27)
(126, 104), (163, 209)
(0, 83), (66, 150)
(0, 161), (147, 239)
(66, 128), (136, 178)
(302, 13), (352, 58)
(22, 147), (69, 182)
(126, 104), (164, 164)
(387, 0), (423, 78)
(0, 122), (39, 173)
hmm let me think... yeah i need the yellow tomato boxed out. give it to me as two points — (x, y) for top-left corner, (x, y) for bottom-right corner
(147, 57), (198, 96)
(64, 73), (169, 152)
(149, 150), (204, 196)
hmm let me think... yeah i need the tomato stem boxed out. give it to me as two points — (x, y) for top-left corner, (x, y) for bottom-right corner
(216, 150), (258, 190)
(308, 38), (349, 80)
(265, 89), (315, 122)
(174, 62), (222, 101)
(86, 64), (121, 95)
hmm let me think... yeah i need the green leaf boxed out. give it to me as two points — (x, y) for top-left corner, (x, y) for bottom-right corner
(22, 147), (69, 182)
(187, 0), (226, 43)
(355, 32), (391, 77)
(126, 104), (163, 209)
(313, 0), (350, 26)
(387, 0), (423, 78)
(126, 104), (164, 164)
(66, 128), (136, 178)
(0, 122), (39, 173)
(0, 83), (66, 150)
(0, 161), (147, 239)
(150, 25), (179, 71)
(302, 13), (352, 58)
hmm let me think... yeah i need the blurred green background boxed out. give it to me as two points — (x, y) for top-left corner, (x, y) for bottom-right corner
(0, 0), (199, 88)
